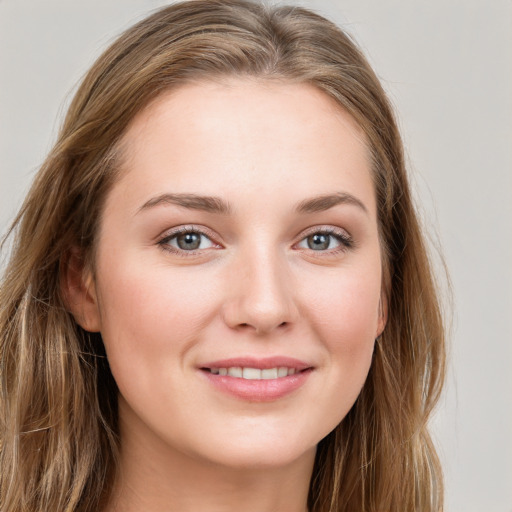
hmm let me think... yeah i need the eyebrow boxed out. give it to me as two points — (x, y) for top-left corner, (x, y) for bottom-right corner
(295, 192), (368, 215)
(138, 193), (232, 215)
(137, 191), (367, 216)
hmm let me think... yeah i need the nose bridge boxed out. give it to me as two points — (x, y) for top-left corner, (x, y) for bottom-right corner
(223, 239), (298, 334)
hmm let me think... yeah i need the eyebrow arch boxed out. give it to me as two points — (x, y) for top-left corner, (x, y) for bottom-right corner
(295, 192), (368, 215)
(138, 193), (232, 215)
(137, 191), (367, 216)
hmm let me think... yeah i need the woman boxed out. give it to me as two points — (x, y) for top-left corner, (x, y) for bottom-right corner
(0, 1), (446, 511)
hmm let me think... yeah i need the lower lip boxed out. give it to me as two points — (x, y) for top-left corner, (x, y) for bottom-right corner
(201, 369), (313, 402)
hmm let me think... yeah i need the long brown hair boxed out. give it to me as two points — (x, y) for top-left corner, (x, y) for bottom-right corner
(0, 1), (446, 510)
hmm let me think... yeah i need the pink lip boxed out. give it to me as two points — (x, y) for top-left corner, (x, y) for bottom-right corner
(199, 356), (311, 371)
(198, 356), (313, 402)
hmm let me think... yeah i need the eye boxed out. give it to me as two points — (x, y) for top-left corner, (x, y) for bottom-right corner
(296, 228), (353, 252)
(158, 227), (217, 254)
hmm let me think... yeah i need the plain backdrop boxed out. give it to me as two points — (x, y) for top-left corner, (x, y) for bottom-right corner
(1, 1), (511, 511)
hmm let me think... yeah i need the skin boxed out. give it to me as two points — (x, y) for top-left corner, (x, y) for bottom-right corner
(66, 79), (386, 512)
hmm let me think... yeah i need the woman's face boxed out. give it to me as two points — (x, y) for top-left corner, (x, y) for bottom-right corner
(79, 79), (386, 468)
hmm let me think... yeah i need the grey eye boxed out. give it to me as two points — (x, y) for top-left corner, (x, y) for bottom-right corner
(166, 231), (214, 251)
(307, 233), (331, 250)
(298, 232), (342, 251)
(177, 232), (202, 250)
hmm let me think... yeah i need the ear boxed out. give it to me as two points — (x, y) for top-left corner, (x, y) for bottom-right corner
(376, 292), (388, 339)
(60, 247), (101, 333)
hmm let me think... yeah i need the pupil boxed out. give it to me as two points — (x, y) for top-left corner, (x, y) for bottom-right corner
(177, 232), (201, 250)
(308, 233), (329, 250)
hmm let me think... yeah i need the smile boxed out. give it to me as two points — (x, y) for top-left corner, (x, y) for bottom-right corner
(204, 367), (299, 379)
(199, 357), (313, 401)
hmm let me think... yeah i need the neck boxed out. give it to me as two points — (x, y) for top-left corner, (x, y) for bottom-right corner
(103, 404), (315, 512)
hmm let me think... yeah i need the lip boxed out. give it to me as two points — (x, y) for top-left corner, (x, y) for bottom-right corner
(199, 356), (312, 371)
(198, 356), (314, 402)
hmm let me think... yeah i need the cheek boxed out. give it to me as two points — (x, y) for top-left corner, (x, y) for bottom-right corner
(302, 264), (382, 342)
(95, 254), (220, 367)
(298, 264), (380, 415)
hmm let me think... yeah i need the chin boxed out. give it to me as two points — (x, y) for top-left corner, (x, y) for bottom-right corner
(177, 418), (323, 471)
(199, 440), (317, 471)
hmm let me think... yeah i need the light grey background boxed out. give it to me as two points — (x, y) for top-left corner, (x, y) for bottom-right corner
(1, 1), (511, 511)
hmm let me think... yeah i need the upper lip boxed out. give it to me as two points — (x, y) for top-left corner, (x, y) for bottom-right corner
(199, 356), (312, 371)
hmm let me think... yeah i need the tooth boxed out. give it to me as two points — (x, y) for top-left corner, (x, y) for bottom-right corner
(210, 368), (220, 375)
(261, 368), (278, 380)
(277, 367), (288, 378)
(227, 367), (242, 378)
(219, 368), (228, 376)
(242, 367), (261, 380)
(287, 368), (296, 376)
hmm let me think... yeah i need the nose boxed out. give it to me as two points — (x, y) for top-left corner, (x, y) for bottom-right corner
(221, 248), (299, 336)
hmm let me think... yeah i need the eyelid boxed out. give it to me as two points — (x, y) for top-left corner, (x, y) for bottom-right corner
(294, 225), (355, 253)
(157, 224), (223, 255)
(156, 224), (355, 257)
(299, 225), (351, 239)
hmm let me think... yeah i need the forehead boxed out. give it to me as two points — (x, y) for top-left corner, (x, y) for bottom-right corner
(110, 78), (375, 217)
(122, 78), (367, 155)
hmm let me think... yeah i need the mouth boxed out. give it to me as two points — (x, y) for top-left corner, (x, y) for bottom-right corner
(198, 357), (314, 401)
(201, 366), (306, 379)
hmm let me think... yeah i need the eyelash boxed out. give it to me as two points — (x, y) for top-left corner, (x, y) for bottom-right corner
(298, 227), (354, 254)
(157, 225), (354, 257)
(157, 225), (219, 257)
